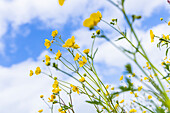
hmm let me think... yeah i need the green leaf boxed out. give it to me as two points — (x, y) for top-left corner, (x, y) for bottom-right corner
(166, 47), (170, 56)
(86, 100), (101, 105)
(125, 63), (132, 74)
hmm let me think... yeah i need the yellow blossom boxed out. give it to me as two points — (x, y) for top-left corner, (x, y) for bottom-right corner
(55, 50), (62, 60)
(40, 95), (44, 98)
(130, 109), (137, 112)
(62, 36), (75, 48)
(132, 73), (135, 77)
(111, 87), (114, 90)
(115, 104), (118, 109)
(29, 70), (33, 76)
(120, 75), (123, 81)
(48, 95), (56, 102)
(35, 67), (41, 75)
(58, 0), (65, 6)
(79, 56), (87, 67)
(150, 30), (154, 43)
(146, 62), (149, 67)
(83, 11), (102, 28)
(143, 111), (146, 113)
(130, 92), (133, 94)
(44, 39), (51, 49)
(106, 85), (109, 89)
(119, 99), (124, 103)
(168, 21), (170, 26)
(116, 94), (119, 97)
(96, 29), (100, 34)
(83, 49), (90, 54)
(144, 77), (148, 80)
(38, 109), (43, 113)
(51, 30), (58, 37)
(70, 84), (79, 94)
(160, 18), (163, 21)
(135, 93), (138, 97)
(79, 77), (85, 82)
(138, 86), (142, 91)
(74, 53), (80, 61)
(58, 108), (66, 113)
(52, 87), (61, 93)
(148, 95), (152, 99)
(73, 44), (80, 49)
(45, 55), (51, 62)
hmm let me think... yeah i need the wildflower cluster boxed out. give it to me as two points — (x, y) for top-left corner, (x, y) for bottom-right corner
(29, 0), (170, 113)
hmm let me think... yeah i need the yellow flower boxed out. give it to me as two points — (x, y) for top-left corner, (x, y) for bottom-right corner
(160, 18), (163, 21)
(111, 87), (114, 90)
(70, 84), (79, 94)
(138, 86), (142, 91)
(166, 35), (169, 40)
(35, 67), (41, 75)
(132, 73), (135, 77)
(146, 62), (149, 67)
(29, 70), (33, 76)
(55, 50), (62, 60)
(52, 87), (61, 93)
(130, 109), (137, 112)
(73, 44), (80, 49)
(51, 30), (58, 37)
(58, 0), (65, 6)
(120, 75), (123, 81)
(135, 93), (138, 97)
(168, 21), (170, 26)
(44, 39), (51, 49)
(119, 99), (124, 103)
(96, 29), (100, 35)
(150, 30), (154, 43)
(144, 77), (148, 80)
(106, 85), (109, 89)
(38, 109), (43, 113)
(143, 111), (146, 113)
(45, 55), (51, 62)
(79, 56), (87, 67)
(74, 53), (80, 61)
(83, 11), (102, 28)
(116, 94), (119, 97)
(130, 92), (133, 94)
(83, 49), (90, 54)
(58, 108), (66, 113)
(79, 77), (85, 82)
(48, 95), (56, 102)
(115, 104), (118, 109)
(148, 95), (152, 99)
(62, 36), (75, 48)
(40, 95), (44, 98)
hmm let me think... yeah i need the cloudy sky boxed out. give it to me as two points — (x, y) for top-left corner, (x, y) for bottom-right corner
(0, 0), (170, 113)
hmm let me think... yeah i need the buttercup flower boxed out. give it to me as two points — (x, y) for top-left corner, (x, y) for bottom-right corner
(35, 67), (41, 75)
(73, 44), (80, 49)
(168, 21), (170, 26)
(120, 75), (123, 81)
(160, 18), (163, 21)
(70, 84), (79, 94)
(52, 87), (61, 93)
(51, 30), (58, 37)
(138, 86), (142, 91)
(48, 95), (56, 102)
(150, 30), (154, 42)
(79, 56), (87, 67)
(58, 108), (66, 113)
(38, 109), (43, 113)
(130, 109), (137, 112)
(55, 50), (62, 60)
(45, 55), (51, 62)
(29, 70), (33, 76)
(62, 36), (75, 48)
(79, 77), (85, 82)
(83, 49), (90, 54)
(106, 85), (109, 89)
(40, 95), (44, 98)
(119, 99), (124, 103)
(44, 39), (51, 49)
(148, 95), (152, 99)
(74, 53), (80, 61)
(58, 0), (65, 6)
(83, 11), (102, 28)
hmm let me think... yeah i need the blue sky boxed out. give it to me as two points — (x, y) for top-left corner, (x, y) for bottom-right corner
(0, 1), (169, 67)
(0, 0), (170, 113)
